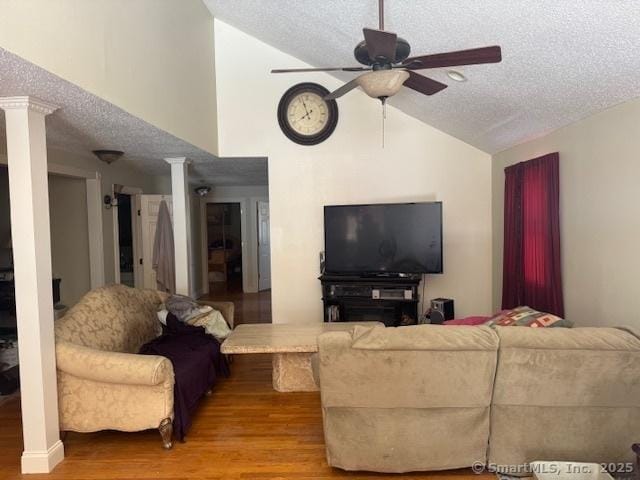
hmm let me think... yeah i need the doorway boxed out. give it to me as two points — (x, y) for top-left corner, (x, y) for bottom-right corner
(112, 185), (142, 288)
(116, 193), (134, 287)
(198, 192), (271, 325)
(206, 203), (242, 293)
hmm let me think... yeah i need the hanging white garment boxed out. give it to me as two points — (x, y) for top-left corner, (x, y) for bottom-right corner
(152, 199), (175, 293)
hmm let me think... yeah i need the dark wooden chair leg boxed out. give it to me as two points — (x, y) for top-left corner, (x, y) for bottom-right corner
(158, 417), (173, 449)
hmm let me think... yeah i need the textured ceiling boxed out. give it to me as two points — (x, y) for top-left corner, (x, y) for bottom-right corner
(204, 0), (640, 153)
(0, 48), (267, 186)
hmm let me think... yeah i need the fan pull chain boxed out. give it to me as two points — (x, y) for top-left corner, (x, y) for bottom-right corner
(381, 98), (386, 148)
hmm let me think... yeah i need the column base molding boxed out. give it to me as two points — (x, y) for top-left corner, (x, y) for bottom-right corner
(21, 440), (65, 474)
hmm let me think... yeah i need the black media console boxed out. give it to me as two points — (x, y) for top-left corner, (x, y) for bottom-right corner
(320, 274), (421, 327)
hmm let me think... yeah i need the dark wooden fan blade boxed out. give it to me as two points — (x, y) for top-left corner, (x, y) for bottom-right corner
(324, 78), (360, 100)
(403, 46), (502, 70)
(403, 71), (448, 96)
(271, 66), (370, 73)
(363, 28), (398, 63)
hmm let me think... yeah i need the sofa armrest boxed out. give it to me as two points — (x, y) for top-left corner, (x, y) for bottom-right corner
(198, 300), (235, 329)
(317, 331), (352, 402)
(56, 341), (174, 386)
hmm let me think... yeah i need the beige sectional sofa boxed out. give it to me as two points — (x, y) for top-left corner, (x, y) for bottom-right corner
(489, 326), (640, 473)
(54, 285), (233, 448)
(317, 324), (640, 474)
(318, 324), (498, 473)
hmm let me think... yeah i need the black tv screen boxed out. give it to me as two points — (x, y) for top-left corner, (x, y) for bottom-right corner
(324, 202), (443, 275)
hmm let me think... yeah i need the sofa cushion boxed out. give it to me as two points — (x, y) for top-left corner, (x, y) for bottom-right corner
(489, 326), (640, 469)
(166, 294), (211, 322)
(320, 325), (499, 409)
(486, 306), (573, 328)
(492, 326), (640, 407)
(187, 309), (231, 340)
(55, 285), (165, 353)
(351, 324), (498, 351)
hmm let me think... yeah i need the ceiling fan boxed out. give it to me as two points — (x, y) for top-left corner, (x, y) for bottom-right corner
(271, 0), (502, 103)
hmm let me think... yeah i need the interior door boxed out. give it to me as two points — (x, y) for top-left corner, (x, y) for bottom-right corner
(132, 194), (143, 288)
(257, 201), (271, 291)
(139, 194), (172, 290)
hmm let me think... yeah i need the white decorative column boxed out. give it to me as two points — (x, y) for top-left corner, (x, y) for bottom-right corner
(165, 157), (191, 296)
(0, 96), (64, 473)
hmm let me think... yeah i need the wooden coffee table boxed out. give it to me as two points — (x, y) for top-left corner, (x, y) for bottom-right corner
(221, 322), (382, 392)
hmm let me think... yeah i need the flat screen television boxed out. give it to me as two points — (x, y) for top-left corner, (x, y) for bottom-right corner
(324, 202), (443, 275)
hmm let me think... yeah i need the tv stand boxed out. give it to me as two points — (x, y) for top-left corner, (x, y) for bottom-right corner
(320, 274), (421, 327)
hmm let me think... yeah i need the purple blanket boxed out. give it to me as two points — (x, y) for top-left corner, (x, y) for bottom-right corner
(140, 314), (229, 440)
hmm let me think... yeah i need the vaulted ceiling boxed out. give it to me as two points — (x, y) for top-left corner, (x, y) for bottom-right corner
(205, 0), (640, 153)
(0, 48), (268, 186)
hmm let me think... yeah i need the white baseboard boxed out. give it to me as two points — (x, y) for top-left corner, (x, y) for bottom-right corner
(21, 440), (64, 474)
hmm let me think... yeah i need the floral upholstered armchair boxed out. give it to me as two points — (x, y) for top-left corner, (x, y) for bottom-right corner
(54, 284), (234, 448)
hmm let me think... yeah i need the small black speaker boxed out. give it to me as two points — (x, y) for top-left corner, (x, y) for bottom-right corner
(430, 298), (454, 324)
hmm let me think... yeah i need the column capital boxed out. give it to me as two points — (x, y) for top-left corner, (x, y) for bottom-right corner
(164, 157), (190, 165)
(0, 96), (58, 115)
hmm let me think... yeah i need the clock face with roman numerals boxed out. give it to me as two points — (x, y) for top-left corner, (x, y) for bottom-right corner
(277, 83), (338, 146)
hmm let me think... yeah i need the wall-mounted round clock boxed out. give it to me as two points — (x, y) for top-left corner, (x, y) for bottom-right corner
(277, 83), (338, 146)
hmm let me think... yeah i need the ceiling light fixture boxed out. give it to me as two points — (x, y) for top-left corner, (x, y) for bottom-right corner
(446, 70), (467, 82)
(92, 149), (124, 164)
(194, 186), (211, 197)
(355, 69), (410, 148)
(356, 70), (410, 101)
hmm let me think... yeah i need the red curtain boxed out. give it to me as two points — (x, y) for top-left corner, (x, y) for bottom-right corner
(502, 152), (564, 316)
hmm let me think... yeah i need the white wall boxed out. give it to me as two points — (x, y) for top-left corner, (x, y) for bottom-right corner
(201, 185), (269, 294)
(2, 147), (170, 298)
(45, 149), (168, 286)
(214, 21), (493, 322)
(0, 166), (92, 307)
(492, 97), (640, 327)
(48, 175), (90, 306)
(0, 0), (218, 154)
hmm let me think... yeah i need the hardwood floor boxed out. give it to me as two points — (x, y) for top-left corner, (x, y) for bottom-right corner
(202, 282), (272, 326)
(0, 289), (492, 479)
(0, 355), (492, 479)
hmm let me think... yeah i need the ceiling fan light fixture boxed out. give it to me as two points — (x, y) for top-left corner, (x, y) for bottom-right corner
(356, 70), (410, 99)
(446, 70), (467, 82)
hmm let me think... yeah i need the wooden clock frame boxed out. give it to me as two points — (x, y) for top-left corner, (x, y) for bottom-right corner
(277, 82), (339, 146)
